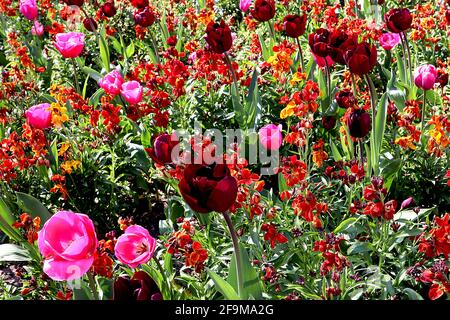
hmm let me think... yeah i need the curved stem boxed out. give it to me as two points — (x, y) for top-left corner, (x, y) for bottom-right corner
(402, 32), (414, 87)
(420, 91), (427, 145)
(223, 212), (244, 298)
(295, 37), (305, 72)
(87, 272), (100, 300)
(148, 30), (161, 64)
(71, 59), (80, 94)
(224, 53), (238, 86)
(153, 255), (171, 297)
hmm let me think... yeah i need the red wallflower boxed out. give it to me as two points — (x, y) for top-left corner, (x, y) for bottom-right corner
(261, 223), (288, 248)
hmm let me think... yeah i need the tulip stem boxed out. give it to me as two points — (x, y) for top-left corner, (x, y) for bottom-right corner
(420, 91), (427, 145)
(71, 59), (80, 94)
(295, 37), (305, 72)
(153, 255), (170, 298)
(148, 30), (161, 64)
(223, 211), (244, 298)
(400, 32), (413, 87)
(87, 272), (100, 300)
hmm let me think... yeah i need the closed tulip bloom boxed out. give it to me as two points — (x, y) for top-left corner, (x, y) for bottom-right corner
(146, 133), (179, 165)
(335, 89), (356, 109)
(446, 10), (450, 24)
(251, 0), (276, 22)
(328, 31), (356, 65)
(114, 271), (162, 300)
(343, 42), (377, 75)
(115, 225), (156, 268)
(178, 163), (238, 214)
(205, 20), (233, 54)
(322, 116), (336, 130)
(379, 32), (401, 50)
(83, 18), (98, 32)
(25, 103), (52, 130)
(54, 32), (85, 58)
(414, 64), (437, 90)
(101, 1), (117, 17)
(99, 70), (124, 96)
(130, 0), (148, 8)
(384, 8), (412, 33)
(283, 14), (307, 38)
(63, 0), (84, 6)
(347, 109), (371, 138)
(259, 124), (283, 151)
(308, 28), (331, 58)
(401, 197), (416, 209)
(133, 7), (155, 27)
(121, 81), (143, 104)
(19, 0), (38, 21)
(239, 0), (252, 12)
(31, 20), (44, 37)
(38, 211), (98, 281)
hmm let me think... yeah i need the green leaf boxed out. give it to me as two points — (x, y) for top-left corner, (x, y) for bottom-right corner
(97, 277), (114, 300)
(125, 42), (135, 59)
(329, 139), (342, 161)
(98, 32), (110, 72)
(228, 244), (263, 299)
(0, 197), (15, 226)
(16, 192), (52, 223)
(0, 244), (31, 262)
(82, 67), (102, 82)
(126, 142), (151, 171)
(88, 88), (104, 107)
(394, 208), (434, 224)
(207, 269), (240, 300)
(0, 198), (22, 242)
(347, 242), (373, 255)
(403, 288), (424, 300)
(372, 92), (388, 175)
(278, 172), (288, 193)
(334, 217), (363, 235)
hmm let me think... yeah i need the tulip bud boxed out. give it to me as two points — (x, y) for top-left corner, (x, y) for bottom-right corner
(322, 116), (336, 130)
(347, 109), (371, 138)
(146, 133), (179, 165)
(31, 20), (44, 37)
(205, 20), (233, 54)
(130, 0), (148, 8)
(25, 103), (52, 130)
(259, 123), (283, 151)
(400, 197), (416, 209)
(335, 89), (356, 109)
(19, 0), (38, 21)
(63, 0), (84, 6)
(308, 28), (331, 58)
(379, 32), (401, 51)
(133, 7), (155, 27)
(251, 0), (276, 22)
(283, 14), (307, 38)
(414, 64), (437, 90)
(83, 18), (97, 32)
(343, 42), (377, 76)
(239, 0), (252, 12)
(101, 1), (117, 17)
(384, 8), (412, 33)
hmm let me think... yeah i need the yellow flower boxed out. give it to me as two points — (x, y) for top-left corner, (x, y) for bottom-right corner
(58, 142), (71, 157)
(61, 160), (81, 174)
(289, 72), (305, 86)
(50, 102), (69, 128)
(280, 101), (296, 119)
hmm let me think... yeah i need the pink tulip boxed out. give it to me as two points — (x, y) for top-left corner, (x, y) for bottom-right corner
(114, 225), (156, 268)
(31, 20), (44, 37)
(121, 81), (143, 104)
(99, 70), (124, 96)
(259, 124), (283, 151)
(414, 64), (437, 90)
(19, 0), (38, 21)
(25, 103), (52, 130)
(379, 33), (401, 51)
(239, 0), (252, 12)
(38, 211), (98, 281)
(54, 32), (85, 58)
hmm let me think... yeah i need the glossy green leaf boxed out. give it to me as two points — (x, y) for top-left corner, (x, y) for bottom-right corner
(207, 269), (240, 300)
(16, 192), (52, 223)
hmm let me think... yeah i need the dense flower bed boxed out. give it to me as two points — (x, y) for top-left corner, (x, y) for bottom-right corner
(0, 0), (449, 300)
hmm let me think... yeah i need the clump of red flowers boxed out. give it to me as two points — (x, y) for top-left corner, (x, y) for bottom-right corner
(12, 213), (40, 244)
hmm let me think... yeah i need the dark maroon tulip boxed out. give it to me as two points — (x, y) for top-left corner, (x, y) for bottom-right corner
(283, 14), (307, 38)
(384, 8), (412, 33)
(322, 116), (336, 130)
(251, 0), (276, 22)
(446, 10), (450, 24)
(400, 197), (416, 209)
(114, 271), (162, 301)
(378, 0), (385, 4)
(101, 1), (117, 18)
(328, 31), (356, 65)
(205, 20), (233, 54)
(63, 0), (84, 6)
(347, 109), (371, 138)
(133, 7), (155, 27)
(308, 28), (331, 58)
(145, 133), (178, 165)
(178, 163), (238, 214)
(130, 0), (148, 8)
(83, 18), (98, 32)
(335, 89), (356, 109)
(436, 70), (449, 88)
(343, 42), (377, 76)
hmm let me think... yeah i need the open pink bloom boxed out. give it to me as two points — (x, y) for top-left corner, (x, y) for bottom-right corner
(38, 211), (98, 281)
(25, 103), (52, 130)
(259, 124), (283, 151)
(114, 225), (156, 268)
(121, 81), (143, 104)
(99, 70), (124, 96)
(31, 20), (44, 36)
(379, 33), (401, 51)
(312, 52), (334, 68)
(54, 32), (85, 58)
(414, 64), (437, 90)
(239, 0), (252, 12)
(20, 0), (38, 21)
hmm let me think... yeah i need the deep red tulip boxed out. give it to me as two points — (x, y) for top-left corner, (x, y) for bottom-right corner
(133, 7), (155, 27)
(347, 109), (371, 138)
(335, 89), (356, 108)
(114, 271), (162, 301)
(343, 42), (377, 75)
(322, 116), (336, 130)
(178, 163), (238, 214)
(63, 0), (84, 6)
(83, 18), (97, 32)
(446, 10), (450, 24)
(384, 8), (412, 33)
(101, 1), (117, 18)
(145, 133), (178, 165)
(283, 14), (307, 38)
(328, 30), (356, 65)
(251, 0), (276, 22)
(308, 28), (331, 58)
(205, 20), (233, 54)
(130, 0), (148, 8)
